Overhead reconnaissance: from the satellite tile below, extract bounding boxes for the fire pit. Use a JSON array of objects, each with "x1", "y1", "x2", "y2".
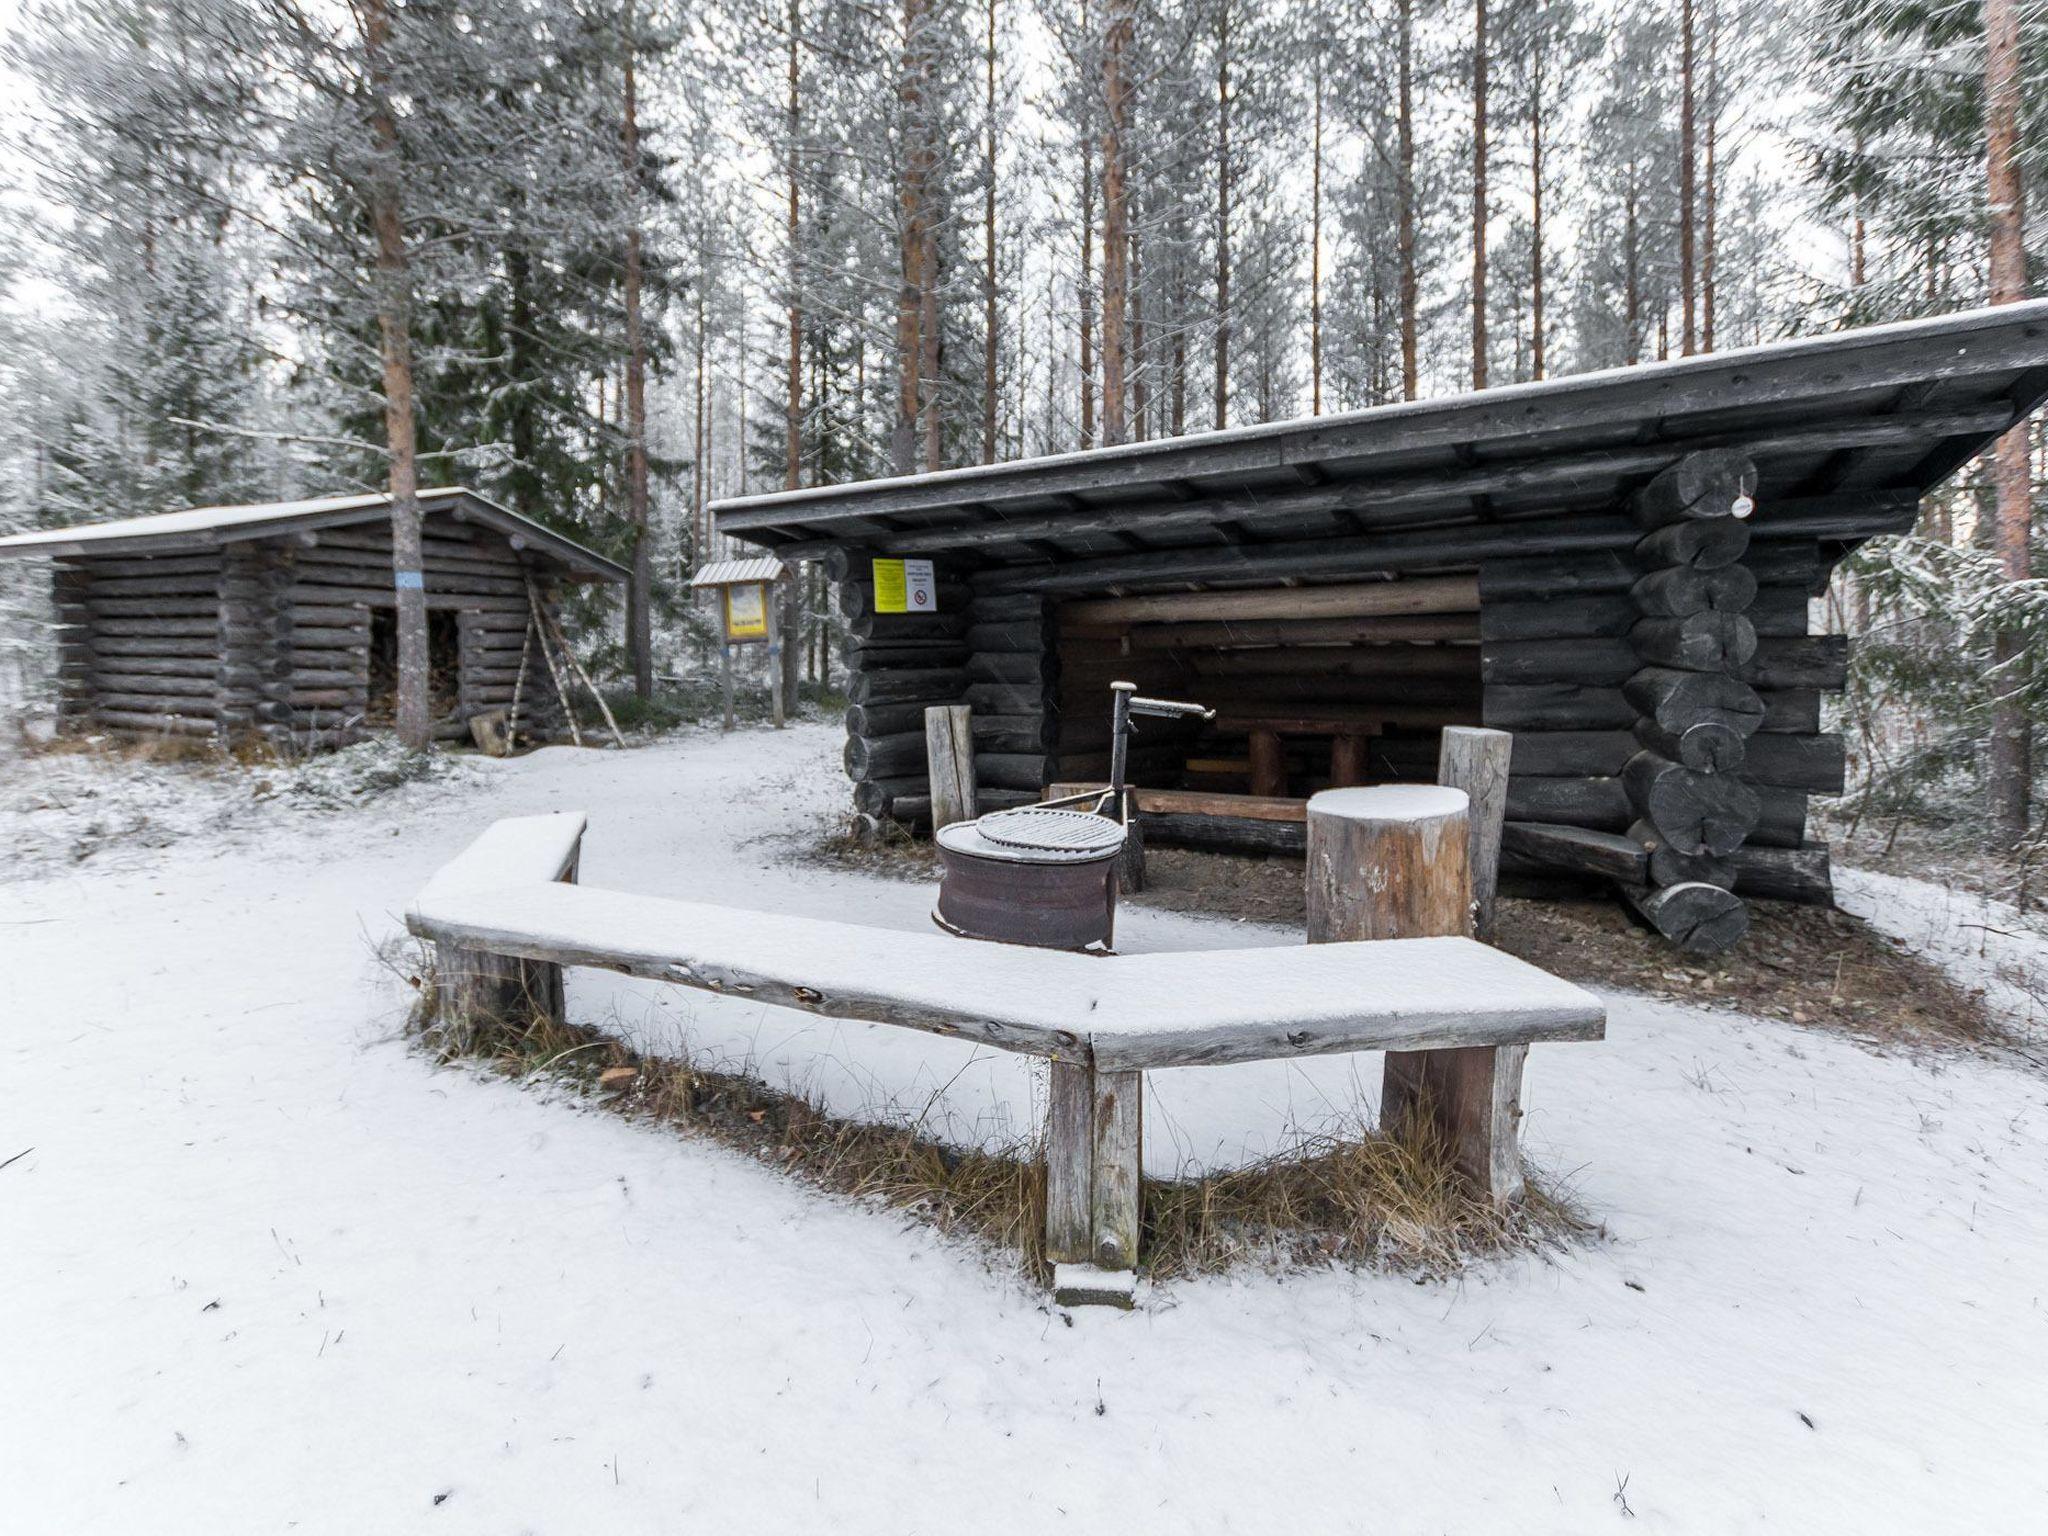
[{"x1": 933, "y1": 807, "x2": 1126, "y2": 951}]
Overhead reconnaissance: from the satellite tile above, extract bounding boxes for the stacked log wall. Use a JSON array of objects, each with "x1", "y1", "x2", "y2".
[
  {"x1": 288, "y1": 519, "x2": 566, "y2": 748},
  {"x1": 218, "y1": 544, "x2": 295, "y2": 750},
  {"x1": 1485, "y1": 458, "x2": 1849, "y2": 940},
  {"x1": 837, "y1": 557, "x2": 974, "y2": 824},
  {"x1": 820, "y1": 478, "x2": 1879, "y2": 894},
  {"x1": 57, "y1": 552, "x2": 230, "y2": 738}
]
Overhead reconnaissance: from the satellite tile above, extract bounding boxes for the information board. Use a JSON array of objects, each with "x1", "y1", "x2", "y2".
[
  {"x1": 724, "y1": 582, "x2": 769, "y2": 641},
  {"x1": 872, "y1": 557, "x2": 938, "y2": 614}
]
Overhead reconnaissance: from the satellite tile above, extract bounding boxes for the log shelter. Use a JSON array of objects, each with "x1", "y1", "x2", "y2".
[
  {"x1": 0, "y1": 487, "x2": 626, "y2": 751},
  {"x1": 709, "y1": 303, "x2": 2048, "y2": 947}
]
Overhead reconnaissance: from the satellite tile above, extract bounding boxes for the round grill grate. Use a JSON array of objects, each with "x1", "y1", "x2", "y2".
[{"x1": 974, "y1": 806, "x2": 1126, "y2": 855}]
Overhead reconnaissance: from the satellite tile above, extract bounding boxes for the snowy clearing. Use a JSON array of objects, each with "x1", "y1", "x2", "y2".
[{"x1": 4, "y1": 723, "x2": 2046, "y2": 1532}]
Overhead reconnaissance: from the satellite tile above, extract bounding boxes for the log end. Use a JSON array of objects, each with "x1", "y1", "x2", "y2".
[{"x1": 1620, "y1": 880, "x2": 1750, "y2": 957}]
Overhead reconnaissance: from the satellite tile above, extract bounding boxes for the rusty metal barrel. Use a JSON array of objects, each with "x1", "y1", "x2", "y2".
[{"x1": 934, "y1": 807, "x2": 1127, "y2": 951}]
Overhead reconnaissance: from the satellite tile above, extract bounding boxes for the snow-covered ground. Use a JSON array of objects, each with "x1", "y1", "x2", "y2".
[{"x1": 4, "y1": 723, "x2": 2046, "y2": 1533}]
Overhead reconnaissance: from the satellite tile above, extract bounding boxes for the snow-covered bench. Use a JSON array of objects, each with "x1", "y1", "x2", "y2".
[{"x1": 407, "y1": 813, "x2": 1606, "y2": 1307}]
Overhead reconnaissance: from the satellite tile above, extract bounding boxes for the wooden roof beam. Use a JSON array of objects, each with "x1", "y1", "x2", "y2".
[
  {"x1": 711, "y1": 307, "x2": 2048, "y2": 535},
  {"x1": 871, "y1": 409, "x2": 2002, "y2": 558},
  {"x1": 976, "y1": 490, "x2": 1920, "y2": 596}
]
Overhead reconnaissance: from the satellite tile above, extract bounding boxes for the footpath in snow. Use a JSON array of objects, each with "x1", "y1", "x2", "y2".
[{"x1": 3, "y1": 722, "x2": 2046, "y2": 1533}]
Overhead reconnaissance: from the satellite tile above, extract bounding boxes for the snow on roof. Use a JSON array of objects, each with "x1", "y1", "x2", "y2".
[
  {"x1": 0, "y1": 488, "x2": 467, "y2": 551},
  {"x1": 713, "y1": 300, "x2": 2048, "y2": 523},
  {"x1": 0, "y1": 487, "x2": 629, "y2": 582},
  {"x1": 689, "y1": 557, "x2": 786, "y2": 588}
]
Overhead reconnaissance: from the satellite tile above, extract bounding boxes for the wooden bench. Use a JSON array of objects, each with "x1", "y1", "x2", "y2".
[{"x1": 407, "y1": 813, "x2": 1605, "y2": 1307}]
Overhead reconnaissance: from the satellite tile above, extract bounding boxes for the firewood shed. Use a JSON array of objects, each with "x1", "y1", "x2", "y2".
[
  {"x1": 0, "y1": 487, "x2": 627, "y2": 751},
  {"x1": 706, "y1": 302, "x2": 2048, "y2": 952}
]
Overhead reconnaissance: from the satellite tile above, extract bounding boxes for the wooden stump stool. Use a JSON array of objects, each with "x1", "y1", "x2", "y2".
[{"x1": 1306, "y1": 784, "x2": 1528, "y2": 1209}]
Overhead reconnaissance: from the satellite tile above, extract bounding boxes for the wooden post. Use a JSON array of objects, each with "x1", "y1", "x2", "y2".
[
  {"x1": 924, "y1": 704, "x2": 978, "y2": 829},
  {"x1": 1436, "y1": 725, "x2": 1512, "y2": 939},
  {"x1": 1330, "y1": 731, "x2": 1369, "y2": 787},
  {"x1": 720, "y1": 643, "x2": 735, "y2": 732},
  {"x1": 428, "y1": 851, "x2": 577, "y2": 1050},
  {"x1": 525, "y1": 577, "x2": 582, "y2": 748},
  {"x1": 1306, "y1": 784, "x2": 1527, "y2": 1209},
  {"x1": 767, "y1": 579, "x2": 787, "y2": 729},
  {"x1": 1045, "y1": 1057, "x2": 1141, "y2": 1309},
  {"x1": 432, "y1": 946, "x2": 566, "y2": 1053},
  {"x1": 1248, "y1": 725, "x2": 1286, "y2": 797}
]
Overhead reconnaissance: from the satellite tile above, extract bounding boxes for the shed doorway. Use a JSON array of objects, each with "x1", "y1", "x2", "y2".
[{"x1": 367, "y1": 607, "x2": 462, "y2": 727}]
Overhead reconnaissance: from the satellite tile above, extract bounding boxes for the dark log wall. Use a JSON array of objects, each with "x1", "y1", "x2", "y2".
[
  {"x1": 837, "y1": 560, "x2": 1051, "y2": 825},
  {"x1": 1482, "y1": 459, "x2": 1869, "y2": 928},
  {"x1": 53, "y1": 514, "x2": 574, "y2": 750},
  {"x1": 53, "y1": 551, "x2": 230, "y2": 738},
  {"x1": 832, "y1": 481, "x2": 1875, "y2": 944},
  {"x1": 219, "y1": 543, "x2": 295, "y2": 747},
  {"x1": 287, "y1": 519, "x2": 566, "y2": 747}
]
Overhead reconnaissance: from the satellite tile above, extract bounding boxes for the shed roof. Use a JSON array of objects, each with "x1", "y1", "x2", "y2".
[
  {"x1": 689, "y1": 556, "x2": 787, "y2": 587},
  {"x1": 711, "y1": 302, "x2": 2048, "y2": 592},
  {"x1": 0, "y1": 487, "x2": 629, "y2": 582}
]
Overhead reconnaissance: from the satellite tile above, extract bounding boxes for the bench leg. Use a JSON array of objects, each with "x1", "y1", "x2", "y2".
[
  {"x1": 1381, "y1": 1043, "x2": 1527, "y2": 1210},
  {"x1": 1046, "y1": 1060, "x2": 1142, "y2": 1308},
  {"x1": 432, "y1": 943, "x2": 565, "y2": 1046}
]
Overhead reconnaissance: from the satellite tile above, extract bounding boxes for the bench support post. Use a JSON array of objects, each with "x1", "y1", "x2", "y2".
[
  {"x1": 1046, "y1": 1059, "x2": 1141, "y2": 1308},
  {"x1": 1308, "y1": 784, "x2": 1529, "y2": 1211},
  {"x1": 1381, "y1": 1042, "x2": 1527, "y2": 1210},
  {"x1": 425, "y1": 841, "x2": 579, "y2": 1050},
  {"x1": 432, "y1": 946, "x2": 566, "y2": 1049}
]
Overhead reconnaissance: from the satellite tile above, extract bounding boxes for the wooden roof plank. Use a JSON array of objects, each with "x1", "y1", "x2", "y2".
[{"x1": 714, "y1": 304, "x2": 2048, "y2": 547}]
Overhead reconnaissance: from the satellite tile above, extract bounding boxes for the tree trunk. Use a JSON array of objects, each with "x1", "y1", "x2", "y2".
[
  {"x1": 982, "y1": 0, "x2": 999, "y2": 464},
  {"x1": 1396, "y1": 0, "x2": 1418, "y2": 400},
  {"x1": 1213, "y1": 0, "x2": 1233, "y2": 429},
  {"x1": 362, "y1": 0, "x2": 429, "y2": 753},
  {"x1": 1312, "y1": 32, "x2": 1325, "y2": 413},
  {"x1": 894, "y1": 0, "x2": 929, "y2": 474},
  {"x1": 1471, "y1": 0, "x2": 1488, "y2": 390},
  {"x1": 786, "y1": 0, "x2": 804, "y2": 492},
  {"x1": 1100, "y1": 0, "x2": 1132, "y2": 445},
  {"x1": 783, "y1": 0, "x2": 808, "y2": 708},
  {"x1": 1679, "y1": 0, "x2": 1697, "y2": 355},
  {"x1": 622, "y1": 2, "x2": 652, "y2": 702},
  {"x1": 1986, "y1": 0, "x2": 2033, "y2": 841},
  {"x1": 1528, "y1": 38, "x2": 1545, "y2": 381},
  {"x1": 1702, "y1": 0, "x2": 1718, "y2": 353},
  {"x1": 1624, "y1": 168, "x2": 1640, "y2": 365},
  {"x1": 1079, "y1": 15, "x2": 1096, "y2": 453}
]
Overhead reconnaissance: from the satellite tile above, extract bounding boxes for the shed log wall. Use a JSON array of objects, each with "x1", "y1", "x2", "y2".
[{"x1": 50, "y1": 516, "x2": 576, "y2": 750}]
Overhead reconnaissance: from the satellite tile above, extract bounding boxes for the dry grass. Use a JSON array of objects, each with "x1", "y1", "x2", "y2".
[
  {"x1": 9, "y1": 723, "x2": 232, "y2": 767},
  {"x1": 409, "y1": 947, "x2": 1594, "y2": 1291}
]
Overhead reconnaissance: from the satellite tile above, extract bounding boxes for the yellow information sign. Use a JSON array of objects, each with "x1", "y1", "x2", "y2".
[
  {"x1": 724, "y1": 582, "x2": 769, "y2": 641},
  {"x1": 872, "y1": 558, "x2": 908, "y2": 613},
  {"x1": 872, "y1": 556, "x2": 937, "y2": 614}
]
